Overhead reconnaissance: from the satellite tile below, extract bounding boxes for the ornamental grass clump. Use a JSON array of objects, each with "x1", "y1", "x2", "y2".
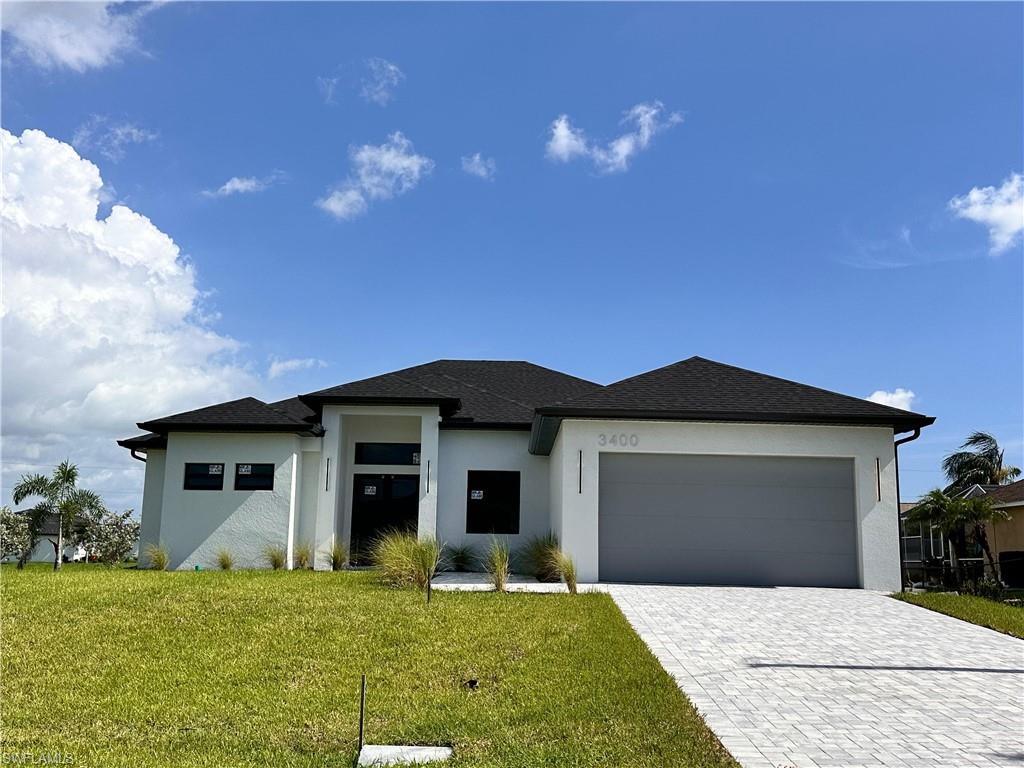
[
  {"x1": 264, "y1": 544, "x2": 286, "y2": 570},
  {"x1": 538, "y1": 545, "x2": 578, "y2": 595},
  {"x1": 293, "y1": 542, "x2": 313, "y2": 570},
  {"x1": 486, "y1": 539, "x2": 511, "y2": 592},
  {"x1": 411, "y1": 537, "x2": 443, "y2": 590},
  {"x1": 329, "y1": 541, "x2": 348, "y2": 570},
  {"x1": 523, "y1": 533, "x2": 561, "y2": 582},
  {"x1": 446, "y1": 543, "x2": 477, "y2": 572},
  {"x1": 370, "y1": 530, "x2": 443, "y2": 591},
  {"x1": 215, "y1": 549, "x2": 233, "y2": 571},
  {"x1": 142, "y1": 542, "x2": 169, "y2": 571}
]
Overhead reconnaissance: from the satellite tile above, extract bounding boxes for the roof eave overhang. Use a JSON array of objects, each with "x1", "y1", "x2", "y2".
[
  {"x1": 440, "y1": 421, "x2": 532, "y2": 431},
  {"x1": 298, "y1": 394, "x2": 462, "y2": 418},
  {"x1": 528, "y1": 409, "x2": 936, "y2": 455}
]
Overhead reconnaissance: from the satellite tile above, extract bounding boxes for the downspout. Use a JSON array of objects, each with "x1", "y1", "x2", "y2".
[
  {"x1": 129, "y1": 449, "x2": 147, "y2": 463},
  {"x1": 893, "y1": 428, "x2": 922, "y2": 593}
]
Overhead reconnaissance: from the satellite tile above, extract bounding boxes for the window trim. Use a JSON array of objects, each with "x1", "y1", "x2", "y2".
[
  {"x1": 184, "y1": 462, "x2": 225, "y2": 491},
  {"x1": 234, "y1": 462, "x2": 275, "y2": 492}
]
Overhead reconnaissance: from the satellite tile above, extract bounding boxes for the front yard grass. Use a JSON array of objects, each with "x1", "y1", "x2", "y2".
[
  {"x1": 1, "y1": 565, "x2": 736, "y2": 768},
  {"x1": 893, "y1": 591, "x2": 1024, "y2": 639}
]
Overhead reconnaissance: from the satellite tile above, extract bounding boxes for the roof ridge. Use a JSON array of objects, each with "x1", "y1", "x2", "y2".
[
  {"x1": 263, "y1": 397, "x2": 312, "y2": 425},
  {"x1": 434, "y1": 372, "x2": 536, "y2": 414},
  {"x1": 389, "y1": 372, "x2": 461, "y2": 400}
]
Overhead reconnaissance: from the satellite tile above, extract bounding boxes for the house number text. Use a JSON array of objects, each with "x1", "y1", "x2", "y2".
[{"x1": 597, "y1": 433, "x2": 639, "y2": 447}]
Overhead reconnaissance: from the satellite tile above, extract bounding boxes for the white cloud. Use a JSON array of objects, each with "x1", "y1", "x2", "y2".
[
  {"x1": 268, "y1": 358, "x2": 327, "y2": 380},
  {"x1": 203, "y1": 171, "x2": 286, "y2": 198},
  {"x1": 1, "y1": 127, "x2": 258, "y2": 510},
  {"x1": 72, "y1": 115, "x2": 157, "y2": 162},
  {"x1": 360, "y1": 57, "x2": 404, "y2": 106},
  {"x1": 461, "y1": 152, "x2": 496, "y2": 180},
  {"x1": 545, "y1": 101, "x2": 683, "y2": 174},
  {"x1": 316, "y1": 132, "x2": 433, "y2": 220},
  {"x1": 0, "y1": 2, "x2": 154, "y2": 72},
  {"x1": 866, "y1": 388, "x2": 917, "y2": 411},
  {"x1": 317, "y1": 75, "x2": 340, "y2": 105},
  {"x1": 949, "y1": 173, "x2": 1024, "y2": 254}
]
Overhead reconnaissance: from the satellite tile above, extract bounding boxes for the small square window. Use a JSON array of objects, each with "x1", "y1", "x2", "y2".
[
  {"x1": 354, "y1": 443, "x2": 421, "y2": 466},
  {"x1": 184, "y1": 463, "x2": 224, "y2": 490},
  {"x1": 235, "y1": 463, "x2": 275, "y2": 491},
  {"x1": 466, "y1": 470, "x2": 520, "y2": 534}
]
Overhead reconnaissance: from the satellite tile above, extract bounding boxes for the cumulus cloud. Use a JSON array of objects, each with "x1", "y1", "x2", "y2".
[
  {"x1": 461, "y1": 152, "x2": 496, "y2": 180},
  {"x1": 1, "y1": 128, "x2": 258, "y2": 510},
  {"x1": 268, "y1": 358, "x2": 327, "y2": 380},
  {"x1": 545, "y1": 101, "x2": 683, "y2": 174},
  {"x1": 949, "y1": 173, "x2": 1024, "y2": 255},
  {"x1": 72, "y1": 115, "x2": 157, "y2": 162},
  {"x1": 316, "y1": 132, "x2": 433, "y2": 220},
  {"x1": 317, "y1": 75, "x2": 340, "y2": 105},
  {"x1": 203, "y1": 171, "x2": 286, "y2": 198},
  {"x1": 866, "y1": 388, "x2": 917, "y2": 411},
  {"x1": 360, "y1": 57, "x2": 405, "y2": 106},
  {"x1": 0, "y1": 2, "x2": 154, "y2": 72}
]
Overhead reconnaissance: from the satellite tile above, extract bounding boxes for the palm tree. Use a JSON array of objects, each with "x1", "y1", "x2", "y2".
[
  {"x1": 11, "y1": 460, "x2": 104, "y2": 571},
  {"x1": 942, "y1": 431, "x2": 1021, "y2": 492},
  {"x1": 905, "y1": 489, "x2": 1009, "y2": 581}
]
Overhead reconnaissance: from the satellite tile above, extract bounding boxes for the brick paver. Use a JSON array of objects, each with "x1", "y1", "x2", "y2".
[{"x1": 607, "y1": 585, "x2": 1024, "y2": 768}]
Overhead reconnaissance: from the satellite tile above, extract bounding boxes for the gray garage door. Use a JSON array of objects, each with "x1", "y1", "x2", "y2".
[{"x1": 598, "y1": 454, "x2": 858, "y2": 587}]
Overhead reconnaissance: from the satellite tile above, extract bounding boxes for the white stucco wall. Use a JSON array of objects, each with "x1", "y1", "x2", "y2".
[
  {"x1": 138, "y1": 449, "x2": 166, "y2": 553},
  {"x1": 158, "y1": 432, "x2": 300, "y2": 570},
  {"x1": 550, "y1": 419, "x2": 901, "y2": 590},
  {"x1": 437, "y1": 430, "x2": 551, "y2": 556},
  {"x1": 296, "y1": 449, "x2": 321, "y2": 553}
]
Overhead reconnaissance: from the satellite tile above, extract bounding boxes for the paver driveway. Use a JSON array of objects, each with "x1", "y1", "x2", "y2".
[{"x1": 608, "y1": 585, "x2": 1024, "y2": 768}]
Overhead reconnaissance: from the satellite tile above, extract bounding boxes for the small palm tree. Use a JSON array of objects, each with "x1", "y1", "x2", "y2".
[
  {"x1": 11, "y1": 460, "x2": 104, "y2": 571},
  {"x1": 943, "y1": 432, "x2": 1021, "y2": 492},
  {"x1": 905, "y1": 489, "x2": 1009, "y2": 580}
]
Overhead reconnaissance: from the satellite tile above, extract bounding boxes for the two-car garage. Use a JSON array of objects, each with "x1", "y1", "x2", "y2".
[{"x1": 597, "y1": 453, "x2": 859, "y2": 587}]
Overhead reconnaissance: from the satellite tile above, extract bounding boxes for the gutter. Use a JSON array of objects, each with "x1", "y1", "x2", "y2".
[
  {"x1": 893, "y1": 427, "x2": 923, "y2": 593},
  {"x1": 129, "y1": 449, "x2": 147, "y2": 463}
]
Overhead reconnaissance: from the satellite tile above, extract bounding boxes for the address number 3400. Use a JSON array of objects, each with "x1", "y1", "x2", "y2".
[{"x1": 597, "y1": 433, "x2": 639, "y2": 447}]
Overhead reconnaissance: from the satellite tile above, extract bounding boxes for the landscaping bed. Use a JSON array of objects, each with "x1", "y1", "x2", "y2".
[
  {"x1": 1, "y1": 565, "x2": 737, "y2": 768},
  {"x1": 893, "y1": 591, "x2": 1024, "y2": 639}
]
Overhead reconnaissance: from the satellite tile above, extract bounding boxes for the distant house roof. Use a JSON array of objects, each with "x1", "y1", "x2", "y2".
[
  {"x1": 984, "y1": 480, "x2": 1024, "y2": 507},
  {"x1": 136, "y1": 397, "x2": 324, "y2": 436},
  {"x1": 530, "y1": 357, "x2": 935, "y2": 453},
  {"x1": 899, "y1": 502, "x2": 919, "y2": 515}
]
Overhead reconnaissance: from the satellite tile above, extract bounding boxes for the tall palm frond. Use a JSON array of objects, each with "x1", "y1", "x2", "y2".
[
  {"x1": 942, "y1": 431, "x2": 1021, "y2": 490},
  {"x1": 12, "y1": 474, "x2": 55, "y2": 505}
]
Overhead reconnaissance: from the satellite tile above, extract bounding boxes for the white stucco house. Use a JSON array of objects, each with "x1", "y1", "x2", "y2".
[{"x1": 119, "y1": 357, "x2": 934, "y2": 590}]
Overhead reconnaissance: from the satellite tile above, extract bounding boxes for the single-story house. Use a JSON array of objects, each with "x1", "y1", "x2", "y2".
[
  {"x1": 0, "y1": 512, "x2": 88, "y2": 564},
  {"x1": 118, "y1": 357, "x2": 934, "y2": 589}
]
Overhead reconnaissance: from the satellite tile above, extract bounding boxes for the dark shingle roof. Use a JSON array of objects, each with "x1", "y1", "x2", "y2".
[
  {"x1": 137, "y1": 397, "x2": 322, "y2": 435},
  {"x1": 116, "y1": 432, "x2": 167, "y2": 450},
  {"x1": 302, "y1": 360, "x2": 601, "y2": 428},
  {"x1": 985, "y1": 480, "x2": 1024, "y2": 506}
]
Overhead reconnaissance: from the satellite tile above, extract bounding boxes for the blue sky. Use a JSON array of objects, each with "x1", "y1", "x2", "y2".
[{"x1": 1, "y1": 1, "x2": 1022, "y2": 509}]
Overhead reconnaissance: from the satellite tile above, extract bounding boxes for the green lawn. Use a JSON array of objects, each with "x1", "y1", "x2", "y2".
[
  {"x1": 1, "y1": 565, "x2": 736, "y2": 768},
  {"x1": 893, "y1": 591, "x2": 1024, "y2": 639}
]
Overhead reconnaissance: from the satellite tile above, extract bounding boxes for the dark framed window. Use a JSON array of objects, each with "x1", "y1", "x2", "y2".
[
  {"x1": 235, "y1": 463, "x2": 275, "y2": 491},
  {"x1": 466, "y1": 470, "x2": 520, "y2": 534},
  {"x1": 184, "y1": 463, "x2": 224, "y2": 491},
  {"x1": 354, "y1": 443, "x2": 421, "y2": 466}
]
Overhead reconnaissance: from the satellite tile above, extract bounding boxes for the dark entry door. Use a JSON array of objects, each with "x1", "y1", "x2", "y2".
[{"x1": 350, "y1": 474, "x2": 419, "y2": 563}]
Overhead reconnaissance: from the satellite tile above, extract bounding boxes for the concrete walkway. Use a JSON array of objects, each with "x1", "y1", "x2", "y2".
[{"x1": 607, "y1": 585, "x2": 1024, "y2": 768}]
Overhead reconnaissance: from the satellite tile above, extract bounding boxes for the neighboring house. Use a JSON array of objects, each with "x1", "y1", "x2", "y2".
[
  {"x1": 118, "y1": 357, "x2": 933, "y2": 589},
  {"x1": 0, "y1": 512, "x2": 87, "y2": 564}
]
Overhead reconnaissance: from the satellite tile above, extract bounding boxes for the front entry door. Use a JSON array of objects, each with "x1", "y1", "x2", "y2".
[{"x1": 350, "y1": 474, "x2": 419, "y2": 563}]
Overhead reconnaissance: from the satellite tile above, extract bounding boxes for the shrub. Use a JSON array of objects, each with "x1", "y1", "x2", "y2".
[
  {"x1": 329, "y1": 540, "x2": 348, "y2": 570},
  {"x1": 522, "y1": 533, "x2": 561, "y2": 582},
  {"x1": 446, "y1": 543, "x2": 477, "y2": 572},
  {"x1": 370, "y1": 530, "x2": 443, "y2": 590},
  {"x1": 215, "y1": 549, "x2": 233, "y2": 571},
  {"x1": 142, "y1": 542, "x2": 169, "y2": 571},
  {"x1": 966, "y1": 577, "x2": 1005, "y2": 601},
  {"x1": 293, "y1": 542, "x2": 313, "y2": 570},
  {"x1": 486, "y1": 539, "x2": 510, "y2": 592},
  {"x1": 557, "y1": 551, "x2": 578, "y2": 595},
  {"x1": 264, "y1": 544, "x2": 286, "y2": 570}
]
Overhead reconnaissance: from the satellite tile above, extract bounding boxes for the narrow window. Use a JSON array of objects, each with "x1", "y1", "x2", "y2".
[
  {"x1": 354, "y1": 443, "x2": 421, "y2": 466},
  {"x1": 184, "y1": 462, "x2": 224, "y2": 491},
  {"x1": 466, "y1": 470, "x2": 520, "y2": 535},
  {"x1": 235, "y1": 463, "x2": 275, "y2": 491}
]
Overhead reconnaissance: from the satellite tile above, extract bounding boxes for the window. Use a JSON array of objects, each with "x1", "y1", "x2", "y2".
[
  {"x1": 184, "y1": 463, "x2": 224, "y2": 490},
  {"x1": 235, "y1": 463, "x2": 275, "y2": 491},
  {"x1": 466, "y1": 470, "x2": 520, "y2": 534},
  {"x1": 354, "y1": 443, "x2": 421, "y2": 466}
]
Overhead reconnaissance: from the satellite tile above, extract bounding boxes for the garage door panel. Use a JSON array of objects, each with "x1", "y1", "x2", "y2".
[{"x1": 598, "y1": 454, "x2": 858, "y2": 586}]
